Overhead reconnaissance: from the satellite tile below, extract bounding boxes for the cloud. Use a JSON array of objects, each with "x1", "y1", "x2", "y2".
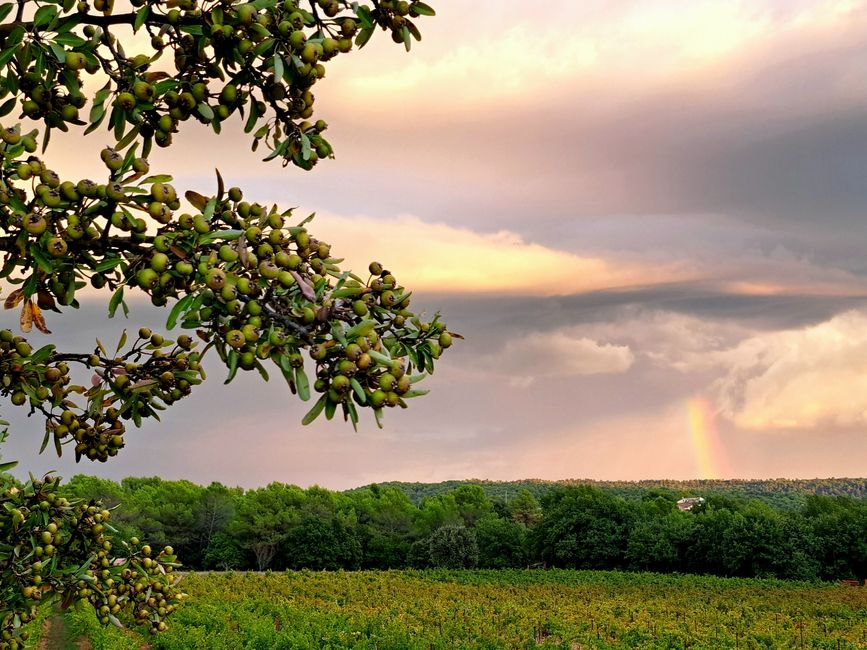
[
  {"x1": 706, "y1": 310, "x2": 867, "y2": 430},
  {"x1": 336, "y1": 0, "x2": 862, "y2": 108},
  {"x1": 306, "y1": 212, "x2": 688, "y2": 295},
  {"x1": 591, "y1": 306, "x2": 867, "y2": 432},
  {"x1": 483, "y1": 330, "x2": 634, "y2": 387}
]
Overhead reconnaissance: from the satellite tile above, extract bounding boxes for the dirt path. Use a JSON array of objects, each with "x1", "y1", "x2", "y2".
[{"x1": 36, "y1": 615, "x2": 88, "y2": 650}]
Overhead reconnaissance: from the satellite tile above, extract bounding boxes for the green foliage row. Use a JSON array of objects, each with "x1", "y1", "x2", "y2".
[
  {"x1": 65, "y1": 476, "x2": 867, "y2": 582},
  {"x1": 359, "y1": 477, "x2": 867, "y2": 509},
  {"x1": 59, "y1": 570, "x2": 867, "y2": 649}
]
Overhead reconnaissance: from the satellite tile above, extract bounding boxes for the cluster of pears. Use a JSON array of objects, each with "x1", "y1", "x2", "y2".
[
  {"x1": 0, "y1": 475, "x2": 182, "y2": 647},
  {"x1": 7, "y1": 0, "x2": 433, "y2": 166},
  {"x1": 308, "y1": 261, "x2": 453, "y2": 413},
  {"x1": 17, "y1": 68, "x2": 89, "y2": 132},
  {"x1": 0, "y1": 325, "x2": 202, "y2": 463},
  {"x1": 122, "y1": 178, "x2": 452, "y2": 425},
  {"x1": 60, "y1": 328, "x2": 203, "y2": 463},
  {"x1": 0, "y1": 135, "x2": 159, "y2": 308},
  {"x1": 0, "y1": 136, "x2": 452, "y2": 431},
  {"x1": 0, "y1": 329, "x2": 70, "y2": 414}
]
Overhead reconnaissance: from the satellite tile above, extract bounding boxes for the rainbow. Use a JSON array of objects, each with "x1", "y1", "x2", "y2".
[{"x1": 686, "y1": 396, "x2": 730, "y2": 479}]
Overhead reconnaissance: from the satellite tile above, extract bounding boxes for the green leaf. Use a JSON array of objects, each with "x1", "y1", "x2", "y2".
[
  {"x1": 29, "y1": 345, "x2": 55, "y2": 365},
  {"x1": 29, "y1": 246, "x2": 53, "y2": 274},
  {"x1": 401, "y1": 389, "x2": 429, "y2": 398},
  {"x1": 355, "y1": 25, "x2": 374, "y2": 49},
  {"x1": 294, "y1": 366, "x2": 310, "y2": 401},
  {"x1": 41, "y1": 126, "x2": 52, "y2": 153},
  {"x1": 108, "y1": 286, "x2": 126, "y2": 318},
  {"x1": 225, "y1": 350, "x2": 239, "y2": 384},
  {"x1": 166, "y1": 293, "x2": 195, "y2": 330},
  {"x1": 0, "y1": 4, "x2": 14, "y2": 22},
  {"x1": 301, "y1": 394, "x2": 327, "y2": 425},
  {"x1": 368, "y1": 350, "x2": 392, "y2": 366},
  {"x1": 325, "y1": 397, "x2": 337, "y2": 420},
  {"x1": 33, "y1": 5, "x2": 58, "y2": 27},
  {"x1": 85, "y1": 104, "x2": 106, "y2": 135},
  {"x1": 0, "y1": 45, "x2": 18, "y2": 69},
  {"x1": 153, "y1": 79, "x2": 179, "y2": 95},
  {"x1": 346, "y1": 400, "x2": 359, "y2": 432},
  {"x1": 54, "y1": 33, "x2": 86, "y2": 47},
  {"x1": 346, "y1": 319, "x2": 377, "y2": 338},
  {"x1": 203, "y1": 198, "x2": 217, "y2": 220},
  {"x1": 197, "y1": 103, "x2": 215, "y2": 121},
  {"x1": 0, "y1": 460, "x2": 18, "y2": 472},
  {"x1": 49, "y1": 42, "x2": 66, "y2": 63},
  {"x1": 116, "y1": 329, "x2": 128, "y2": 352},
  {"x1": 198, "y1": 229, "x2": 243, "y2": 244},
  {"x1": 350, "y1": 378, "x2": 366, "y2": 404},
  {"x1": 263, "y1": 138, "x2": 289, "y2": 162},
  {"x1": 142, "y1": 174, "x2": 173, "y2": 184},
  {"x1": 115, "y1": 124, "x2": 140, "y2": 150},
  {"x1": 254, "y1": 38, "x2": 275, "y2": 56},
  {"x1": 407, "y1": 22, "x2": 422, "y2": 43},
  {"x1": 134, "y1": 5, "x2": 150, "y2": 32},
  {"x1": 330, "y1": 322, "x2": 347, "y2": 348},
  {"x1": 331, "y1": 285, "x2": 363, "y2": 299},
  {"x1": 412, "y1": 2, "x2": 435, "y2": 16},
  {"x1": 354, "y1": 5, "x2": 374, "y2": 28},
  {"x1": 254, "y1": 360, "x2": 269, "y2": 381},
  {"x1": 94, "y1": 257, "x2": 123, "y2": 273},
  {"x1": 402, "y1": 25, "x2": 411, "y2": 51},
  {"x1": 273, "y1": 54, "x2": 284, "y2": 82},
  {"x1": 0, "y1": 97, "x2": 15, "y2": 118},
  {"x1": 244, "y1": 98, "x2": 260, "y2": 134},
  {"x1": 39, "y1": 427, "x2": 51, "y2": 454}
]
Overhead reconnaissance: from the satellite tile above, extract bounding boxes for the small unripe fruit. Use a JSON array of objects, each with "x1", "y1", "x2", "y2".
[
  {"x1": 47, "y1": 237, "x2": 67, "y2": 257},
  {"x1": 150, "y1": 252, "x2": 169, "y2": 272},
  {"x1": 133, "y1": 80, "x2": 154, "y2": 102},
  {"x1": 226, "y1": 330, "x2": 246, "y2": 348},
  {"x1": 370, "y1": 390, "x2": 387, "y2": 408},
  {"x1": 206, "y1": 268, "x2": 227, "y2": 290},
  {"x1": 301, "y1": 42, "x2": 323, "y2": 63},
  {"x1": 24, "y1": 213, "x2": 47, "y2": 235},
  {"x1": 379, "y1": 373, "x2": 397, "y2": 392}
]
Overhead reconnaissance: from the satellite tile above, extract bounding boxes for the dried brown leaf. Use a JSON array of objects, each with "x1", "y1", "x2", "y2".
[
  {"x1": 290, "y1": 271, "x2": 316, "y2": 301},
  {"x1": 31, "y1": 303, "x2": 50, "y2": 334},
  {"x1": 19, "y1": 300, "x2": 32, "y2": 333},
  {"x1": 185, "y1": 190, "x2": 209, "y2": 211},
  {"x1": 4, "y1": 288, "x2": 23, "y2": 310},
  {"x1": 36, "y1": 290, "x2": 56, "y2": 311}
]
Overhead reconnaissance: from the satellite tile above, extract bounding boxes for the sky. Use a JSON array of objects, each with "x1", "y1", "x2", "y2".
[{"x1": 5, "y1": 0, "x2": 867, "y2": 489}]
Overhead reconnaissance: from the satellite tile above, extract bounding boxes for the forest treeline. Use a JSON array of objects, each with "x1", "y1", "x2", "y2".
[
  {"x1": 354, "y1": 478, "x2": 867, "y2": 509},
  {"x1": 63, "y1": 476, "x2": 867, "y2": 581}
]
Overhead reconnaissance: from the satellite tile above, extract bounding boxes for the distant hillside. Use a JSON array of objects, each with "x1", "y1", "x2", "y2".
[{"x1": 350, "y1": 478, "x2": 867, "y2": 509}]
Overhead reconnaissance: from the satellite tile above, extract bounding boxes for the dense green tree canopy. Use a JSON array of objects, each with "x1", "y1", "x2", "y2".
[{"x1": 55, "y1": 475, "x2": 867, "y2": 581}]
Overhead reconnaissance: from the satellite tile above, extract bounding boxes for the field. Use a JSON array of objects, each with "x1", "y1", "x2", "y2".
[{"x1": 53, "y1": 570, "x2": 867, "y2": 649}]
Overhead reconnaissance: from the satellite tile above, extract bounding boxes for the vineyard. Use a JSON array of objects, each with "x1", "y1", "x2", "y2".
[{"x1": 49, "y1": 570, "x2": 867, "y2": 649}]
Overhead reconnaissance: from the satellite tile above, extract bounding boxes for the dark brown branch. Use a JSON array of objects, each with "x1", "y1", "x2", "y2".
[
  {"x1": 0, "y1": 234, "x2": 152, "y2": 255},
  {"x1": 0, "y1": 11, "x2": 196, "y2": 36}
]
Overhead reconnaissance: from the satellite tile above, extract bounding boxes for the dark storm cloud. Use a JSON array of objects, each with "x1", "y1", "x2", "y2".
[
  {"x1": 275, "y1": 20, "x2": 867, "y2": 257},
  {"x1": 419, "y1": 285, "x2": 867, "y2": 353}
]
